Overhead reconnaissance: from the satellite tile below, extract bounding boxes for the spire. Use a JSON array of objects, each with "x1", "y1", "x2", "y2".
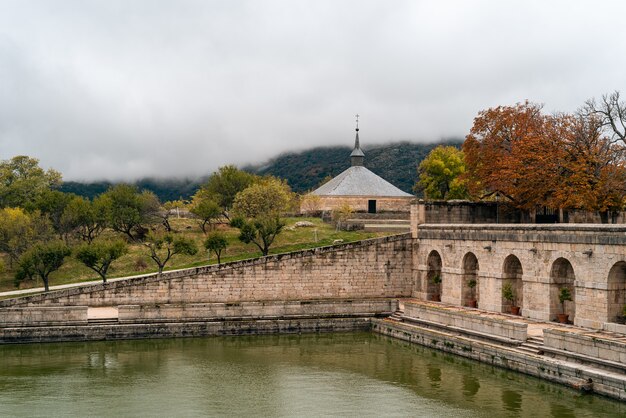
[{"x1": 350, "y1": 113, "x2": 365, "y2": 166}]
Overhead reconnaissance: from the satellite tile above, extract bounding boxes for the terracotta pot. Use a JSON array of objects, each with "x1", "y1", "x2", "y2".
[
  {"x1": 557, "y1": 313, "x2": 569, "y2": 324},
  {"x1": 468, "y1": 300, "x2": 477, "y2": 308},
  {"x1": 510, "y1": 306, "x2": 521, "y2": 315}
]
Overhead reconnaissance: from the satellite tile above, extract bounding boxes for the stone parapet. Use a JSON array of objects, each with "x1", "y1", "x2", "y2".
[
  {"x1": 403, "y1": 302, "x2": 528, "y2": 342},
  {"x1": 118, "y1": 299, "x2": 396, "y2": 323},
  {"x1": 0, "y1": 234, "x2": 413, "y2": 309},
  {"x1": 543, "y1": 328, "x2": 626, "y2": 364},
  {"x1": 0, "y1": 306, "x2": 88, "y2": 327},
  {"x1": 415, "y1": 224, "x2": 626, "y2": 245}
]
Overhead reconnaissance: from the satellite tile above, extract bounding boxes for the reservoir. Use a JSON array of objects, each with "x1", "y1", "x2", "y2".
[{"x1": 0, "y1": 333, "x2": 623, "y2": 417}]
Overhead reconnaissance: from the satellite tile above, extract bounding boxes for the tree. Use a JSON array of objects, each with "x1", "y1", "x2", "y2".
[
  {"x1": 584, "y1": 91, "x2": 626, "y2": 146},
  {"x1": 463, "y1": 102, "x2": 570, "y2": 211},
  {"x1": 0, "y1": 155, "x2": 62, "y2": 208},
  {"x1": 189, "y1": 192, "x2": 222, "y2": 234},
  {"x1": 61, "y1": 195, "x2": 108, "y2": 243},
  {"x1": 555, "y1": 113, "x2": 626, "y2": 219},
  {"x1": 231, "y1": 216, "x2": 284, "y2": 257},
  {"x1": 15, "y1": 241, "x2": 71, "y2": 292},
  {"x1": 100, "y1": 184, "x2": 161, "y2": 241},
  {"x1": 230, "y1": 177, "x2": 293, "y2": 256},
  {"x1": 74, "y1": 240, "x2": 128, "y2": 283},
  {"x1": 331, "y1": 203, "x2": 353, "y2": 231},
  {"x1": 415, "y1": 146, "x2": 469, "y2": 200},
  {"x1": 200, "y1": 165, "x2": 257, "y2": 218},
  {"x1": 204, "y1": 232, "x2": 229, "y2": 264},
  {"x1": 0, "y1": 208, "x2": 53, "y2": 267},
  {"x1": 143, "y1": 232, "x2": 198, "y2": 273},
  {"x1": 34, "y1": 190, "x2": 74, "y2": 240}
]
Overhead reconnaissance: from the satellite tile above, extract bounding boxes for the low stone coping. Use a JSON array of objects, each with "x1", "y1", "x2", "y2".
[
  {"x1": 543, "y1": 328, "x2": 626, "y2": 364},
  {"x1": 402, "y1": 301, "x2": 528, "y2": 342},
  {"x1": 118, "y1": 299, "x2": 396, "y2": 323},
  {"x1": 0, "y1": 306, "x2": 88, "y2": 327}
]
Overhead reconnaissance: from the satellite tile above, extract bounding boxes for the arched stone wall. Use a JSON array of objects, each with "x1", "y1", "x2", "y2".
[
  {"x1": 607, "y1": 261, "x2": 626, "y2": 323},
  {"x1": 502, "y1": 255, "x2": 523, "y2": 314},
  {"x1": 462, "y1": 252, "x2": 479, "y2": 307},
  {"x1": 549, "y1": 258, "x2": 576, "y2": 322}
]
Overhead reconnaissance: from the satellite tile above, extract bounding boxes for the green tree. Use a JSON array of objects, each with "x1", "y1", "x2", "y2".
[
  {"x1": 204, "y1": 231, "x2": 229, "y2": 264},
  {"x1": 0, "y1": 207, "x2": 53, "y2": 267},
  {"x1": 74, "y1": 240, "x2": 128, "y2": 283},
  {"x1": 34, "y1": 189, "x2": 75, "y2": 240},
  {"x1": 0, "y1": 155, "x2": 62, "y2": 208},
  {"x1": 15, "y1": 241, "x2": 71, "y2": 292},
  {"x1": 61, "y1": 195, "x2": 108, "y2": 243},
  {"x1": 415, "y1": 146, "x2": 469, "y2": 200},
  {"x1": 143, "y1": 232, "x2": 198, "y2": 273},
  {"x1": 189, "y1": 192, "x2": 222, "y2": 234},
  {"x1": 200, "y1": 165, "x2": 257, "y2": 218},
  {"x1": 230, "y1": 177, "x2": 293, "y2": 256},
  {"x1": 100, "y1": 184, "x2": 161, "y2": 241}
]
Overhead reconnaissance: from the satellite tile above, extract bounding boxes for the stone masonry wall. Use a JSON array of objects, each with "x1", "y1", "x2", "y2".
[
  {"x1": 315, "y1": 196, "x2": 413, "y2": 213},
  {"x1": 1, "y1": 235, "x2": 413, "y2": 309}
]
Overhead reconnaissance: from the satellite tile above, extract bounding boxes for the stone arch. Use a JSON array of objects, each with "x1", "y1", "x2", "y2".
[
  {"x1": 549, "y1": 258, "x2": 576, "y2": 322},
  {"x1": 426, "y1": 250, "x2": 442, "y2": 301},
  {"x1": 607, "y1": 261, "x2": 626, "y2": 323},
  {"x1": 502, "y1": 255, "x2": 523, "y2": 314},
  {"x1": 462, "y1": 252, "x2": 479, "y2": 308}
]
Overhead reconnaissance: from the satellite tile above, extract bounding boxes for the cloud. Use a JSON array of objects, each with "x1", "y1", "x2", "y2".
[{"x1": 0, "y1": 0, "x2": 625, "y2": 180}]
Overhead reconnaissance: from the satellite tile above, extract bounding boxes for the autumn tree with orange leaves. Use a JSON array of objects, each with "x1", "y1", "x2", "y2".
[{"x1": 463, "y1": 101, "x2": 626, "y2": 220}]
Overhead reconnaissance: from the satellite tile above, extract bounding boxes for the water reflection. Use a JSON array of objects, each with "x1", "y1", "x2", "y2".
[{"x1": 0, "y1": 333, "x2": 623, "y2": 417}]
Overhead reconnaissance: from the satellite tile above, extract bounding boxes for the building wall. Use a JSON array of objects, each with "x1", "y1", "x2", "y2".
[
  {"x1": 1, "y1": 235, "x2": 414, "y2": 309},
  {"x1": 310, "y1": 195, "x2": 413, "y2": 213}
]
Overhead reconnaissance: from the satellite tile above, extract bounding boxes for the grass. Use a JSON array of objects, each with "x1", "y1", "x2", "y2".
[{"x1": 0, "y1": 217, "x2": 389, "y2": 293}]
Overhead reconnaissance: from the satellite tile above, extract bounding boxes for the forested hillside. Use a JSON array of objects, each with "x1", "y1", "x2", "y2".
[
  {"x1": 60, "y1": 140, "x2": 462, "y2": 199},
  {"x1": 247, "y1": 140, "x2": 463, "y2": 193}
]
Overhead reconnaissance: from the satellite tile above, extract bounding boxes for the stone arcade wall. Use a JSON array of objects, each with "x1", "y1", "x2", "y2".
[
  {"x1": 0, "y1": 235, "x2": 413, "y2": 309},
  {"x1": 315, "y1": 196, "x2": 413, "y2": 213},
  {"x1": 411, "y1": 223, "x2": 626, "y2": 330}
]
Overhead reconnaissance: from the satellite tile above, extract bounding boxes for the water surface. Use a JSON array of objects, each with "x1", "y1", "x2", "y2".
[{"x1": 0, "y1": 333, "x2": 623, "y2": 417}]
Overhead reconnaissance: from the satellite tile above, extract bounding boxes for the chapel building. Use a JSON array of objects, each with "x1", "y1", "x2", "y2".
[{"x1": 308, "y1": 124, "x2": 413, "y2": 213}]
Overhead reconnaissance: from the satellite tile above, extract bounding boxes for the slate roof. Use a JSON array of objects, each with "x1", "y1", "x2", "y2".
[{"x1": 311, "y1": 166, "x2": 413, "y2": 197}]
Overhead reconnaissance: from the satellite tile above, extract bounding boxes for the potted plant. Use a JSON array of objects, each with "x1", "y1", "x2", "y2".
[
  {"x1": 502, "y1": 282, "x2": 519, "y2": 315},
  {"x1": 430, "y1": 274, "x2": 442, "y2": 302},
  {"x1": 557, "y1": 287, "x2": 572, "y2": 323},
  {"x1": 467, "y1": 278, "x2": 477, "y2": 308}
]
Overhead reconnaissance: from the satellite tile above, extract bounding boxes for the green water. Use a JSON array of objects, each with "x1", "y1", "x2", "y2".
[{"x1": 0, "y1": 333, "x2": 623, "y2": 417}]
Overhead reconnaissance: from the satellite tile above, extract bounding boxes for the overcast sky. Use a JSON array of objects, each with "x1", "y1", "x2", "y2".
[{"x1": 1, "y1": 1, "x2": 625, "y2": 181}]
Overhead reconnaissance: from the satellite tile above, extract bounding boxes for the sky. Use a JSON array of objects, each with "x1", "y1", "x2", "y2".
[{"x1": 1, "y1": 0, "x2": 625, "y2": 181}]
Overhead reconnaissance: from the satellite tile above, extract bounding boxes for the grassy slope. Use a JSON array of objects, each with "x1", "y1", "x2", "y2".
[{"x1": 0, "y1": 218, "x2": 387, "y2": 293}]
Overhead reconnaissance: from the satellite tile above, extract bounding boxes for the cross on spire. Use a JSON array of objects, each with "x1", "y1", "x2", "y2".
[{"x1": 355, "y1": 114, "x2": 360, "y2": 131}]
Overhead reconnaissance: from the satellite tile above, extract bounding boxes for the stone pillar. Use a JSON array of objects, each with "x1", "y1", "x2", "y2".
[{"x1": 410, "y1": 200, "x2": 426, "y2": 239}]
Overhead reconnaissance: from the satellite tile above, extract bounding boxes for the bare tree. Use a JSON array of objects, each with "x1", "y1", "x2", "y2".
[{"x1": 584, "y1": 91, "x2": 626, "y2": 145}]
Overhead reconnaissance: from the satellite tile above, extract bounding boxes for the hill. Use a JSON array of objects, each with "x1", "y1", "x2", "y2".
[
  {"x1": 246, "y1": 140, "x2": 463, "y2": 193},
  {"x1": 59, "y1": 140, "x2": 462, "y2": 200}
]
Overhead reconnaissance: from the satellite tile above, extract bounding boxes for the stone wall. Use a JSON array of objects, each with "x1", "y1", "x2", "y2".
[
  {"x1": 118, "y1": 299, "x2": 396, "y2": 323},
  {"x1": 403, "y1": 301, "x2": 528, "y2": 342},
  {"x1": 0, "y1": 307, "x2": 88, "y2": 327},
  {"x1": 314, "y1": 196, "x2": 413, "y2": 213},
  {"x1": 1, "y1": 235, "x2": 413, "y2": 309}
]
